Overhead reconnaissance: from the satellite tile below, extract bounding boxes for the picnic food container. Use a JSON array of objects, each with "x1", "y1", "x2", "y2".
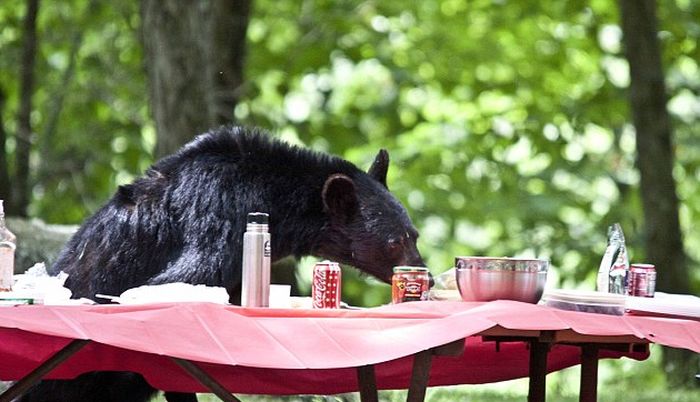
[
  {"x1": 455, "y1": 257, "x2": 548, "y2": 304},
  {"x1": 543, "y1": 289, "x2": 626, "y2": 316},
  {"x1": 392, "y1": 266, "x2": 431, "y2": 303}
]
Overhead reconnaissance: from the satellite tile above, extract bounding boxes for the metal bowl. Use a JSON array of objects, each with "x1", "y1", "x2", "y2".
[{"x1": 455, "y1": 257, "x2": 548, "y2": 304}]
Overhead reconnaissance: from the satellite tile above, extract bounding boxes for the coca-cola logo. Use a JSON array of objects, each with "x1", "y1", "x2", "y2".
[{"x1": 313, "y1": 269, "x2": 327, "y2": 307}]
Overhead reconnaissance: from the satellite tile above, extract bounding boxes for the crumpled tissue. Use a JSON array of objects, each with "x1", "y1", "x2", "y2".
[
  {"x1": 6, "y1": 262, "x2": 79, "y2": 304},
  {"x1": 428, "y1": 267, "x2": 462, "y2": 301}
]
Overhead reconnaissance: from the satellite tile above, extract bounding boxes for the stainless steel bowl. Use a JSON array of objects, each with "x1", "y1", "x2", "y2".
[{"x1": 455, "y1": 256, "x2": 548, "y2": 303}]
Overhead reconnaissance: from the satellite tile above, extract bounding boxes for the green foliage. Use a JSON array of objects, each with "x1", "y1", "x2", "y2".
[
  {"x1": 2, "y1": 1, "x2": 699, "y2": 306},
  {"x1": 1, "y1": 0, "x2": 150, "y2": 223},
  {"x1": 238, "y1": 0, "x2": 700, "y2": 305},
  {"x1": 1, "y1": 0, "x2": 700, "y2": 393}
]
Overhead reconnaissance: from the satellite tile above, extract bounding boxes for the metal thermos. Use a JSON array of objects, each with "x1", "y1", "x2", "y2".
[{"x1": 241, "y1": 212, "x2": 271, "y2": 307}]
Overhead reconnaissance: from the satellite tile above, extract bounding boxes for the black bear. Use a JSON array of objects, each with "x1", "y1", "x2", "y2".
[{"x1": 22, "y1": 126, "x2": 425, "y2": 402}]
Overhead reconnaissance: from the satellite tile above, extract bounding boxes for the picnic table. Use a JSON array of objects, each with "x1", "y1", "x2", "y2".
[{"x1": 0, "y1": 300, "x2": 698, "y2": 402}]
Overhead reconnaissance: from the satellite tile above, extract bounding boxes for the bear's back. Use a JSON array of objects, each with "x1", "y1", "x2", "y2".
[{"x1": 155, "y1": 126, "x2": 358, "y2": 180}]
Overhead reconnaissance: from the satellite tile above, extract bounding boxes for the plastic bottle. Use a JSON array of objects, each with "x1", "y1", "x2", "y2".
[
  {"x1": 596, "y1": 223, "x2": 629, "y2": 294},
  {"x1": 0, "y1": 200, "x2": 17, "y2": 292},
  {"x1": 240, "y1": 212, "x2": 271, "y2": 307}
]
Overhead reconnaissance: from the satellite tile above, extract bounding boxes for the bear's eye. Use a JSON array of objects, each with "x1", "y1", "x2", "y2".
[{"x1": 387, "y1": 238, "x2": 403, "y2": 253}]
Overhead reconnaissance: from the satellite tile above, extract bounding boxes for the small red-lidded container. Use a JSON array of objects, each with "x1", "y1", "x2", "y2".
[
  {"x1": 392, "y1": 266, "x2": 430, "y2": 304},
  {"x1": 628, "y1": 263, "x2": 656, "y2": 297},
  {"x1": 312, "y1": 261, "x2": 342, "y2": 308}
]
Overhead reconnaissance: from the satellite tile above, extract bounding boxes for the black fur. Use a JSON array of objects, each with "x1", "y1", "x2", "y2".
[{"x1": 21, "y1": 126, "x2": 424, "y2": 402}]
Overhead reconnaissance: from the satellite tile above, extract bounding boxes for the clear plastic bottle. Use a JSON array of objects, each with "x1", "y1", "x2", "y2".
[
  {"x1": 0, "y1": 200, "x2": 17, "y2": 291},
  {"x1": 240, "y1": 212, "x2": 271, "y2": 307},
  {"x1": 596, "y1": 223, "x2": 628, "y2": 294}
]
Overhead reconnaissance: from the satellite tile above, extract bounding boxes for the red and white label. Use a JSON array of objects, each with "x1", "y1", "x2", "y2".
[{"x1": 312, "y1": 263, "x2": 341, "y2": 309}]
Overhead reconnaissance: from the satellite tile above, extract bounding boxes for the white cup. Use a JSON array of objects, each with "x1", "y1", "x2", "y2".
[{"x1": 268, "y1": 284, "x2": 292, "y2": 308}]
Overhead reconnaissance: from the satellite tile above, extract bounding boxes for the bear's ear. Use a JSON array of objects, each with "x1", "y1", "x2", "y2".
[
  {"x1": 368, "y1": 149, "x2": 389, "y2": 188},
  {"x1": 322, "y1": 174, "x2": 359, "y2": 222}
]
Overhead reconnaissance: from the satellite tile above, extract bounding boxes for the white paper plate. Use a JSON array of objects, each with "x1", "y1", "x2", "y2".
[
  {"x1": 626, "y1": 292, "x2": 700, "y2": 319},
  {"x1": 543, "y1": 289, "x2": 626, "y2": 305}
]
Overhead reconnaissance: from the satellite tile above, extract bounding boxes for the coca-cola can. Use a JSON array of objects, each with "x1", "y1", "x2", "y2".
[
  {"x1": 628, "y1": 263, "x2": 656, "y2": 297},
  {"x1": 312, "y1": 261, "x2": 342, "y2": 308}
]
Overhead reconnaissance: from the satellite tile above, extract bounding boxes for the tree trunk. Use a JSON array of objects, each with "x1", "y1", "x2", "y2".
[
  {"x1": 618, "y1": 0, "x2": 698, "y2": 387},
  {"x1": 14, "y1": 0, "x2": 40, "y2": 217},
  {"x1": 0, "y1": 87, "x2": 11, "y2": 204},
  {"x1": 40, "y1": 30, "x2": 83, "y2": 166},
  {"x1": 38, "y1": 1, "x2": 94, "y2": 184},
  {"x1": 140, "y1": 0, "x2": 251, "y2": 158},
  {"x1": 211, "y1": 0, "x2": 251, "y2": 126}
]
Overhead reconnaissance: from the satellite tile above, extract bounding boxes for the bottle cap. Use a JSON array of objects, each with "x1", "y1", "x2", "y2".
[{"x1": 247, "y1": 212, "x2": 269, "y2": 224}]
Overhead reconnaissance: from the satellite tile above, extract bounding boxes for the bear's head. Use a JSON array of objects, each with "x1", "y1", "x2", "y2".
[{"x1": 316, "y1": 150, "x2": 428, "y2": 284}]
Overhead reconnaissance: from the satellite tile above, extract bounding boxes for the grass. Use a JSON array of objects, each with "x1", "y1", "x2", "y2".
[
  {"x1": 4, "y1": 383, "x2": 699, "y2": 402},
  {"x1": 154, "y1": 352, "x2": 700, "y2": 401},
  {"x1": 157, "y1": 368, "x2": 700, "y2": 402},
  {"x1": 168, "y1": 385, "x2": 700, "y2": 402},
  {"x1": 4, "y1": 371, "x2": 698, "y2": 401}
]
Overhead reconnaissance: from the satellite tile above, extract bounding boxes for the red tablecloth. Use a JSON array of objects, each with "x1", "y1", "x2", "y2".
[{"x1": 0, "y1": 300, "x2": 697, "y2": 394}]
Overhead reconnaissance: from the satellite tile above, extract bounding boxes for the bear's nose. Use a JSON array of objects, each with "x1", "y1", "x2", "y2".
[{"x1": 403, "y1": 255, "x2": 433, "y2": 288}]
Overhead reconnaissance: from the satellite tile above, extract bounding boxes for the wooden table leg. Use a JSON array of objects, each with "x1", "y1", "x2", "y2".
[
  {"x1": 403, "y1": 339, "x2": 464, "y2": 402},
  {"x1": 579, "y1": 344, "x2": 599, "y2": 402},
  {"x1": 0, "y1": 339, "x2": 90, "y2": 402},
  {"x1": 528, "y1": 340, "x2": 549, "y2": 402},
  {"x1": 171, "y1": 358, "x2": 241, "y2": 402},
  {"x1": 432, "y1": 339, "x2": 465, "y2": 357},
  {"x1": 357, "y1": 365, "x2": 378, "y2": 402},
  {"x1": 407, "y1": 349, "x2": 433, "y2": 402}
]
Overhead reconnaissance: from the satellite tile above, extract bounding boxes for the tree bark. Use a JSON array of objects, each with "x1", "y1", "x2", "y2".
[
  {"x1": 140, "y1": 0, "x2": 251, "y2": 158},
  {"x1": 14, "y1": 0, "x2": 40, "y2": 217},
  {"x1": 619, "y1": 0, "x2": 697, "y2": 387},
  {"x1": 211, "y1": 0, "x2": 251, "y2": 126},
  {"x1": 0, "y1": 87, "x2": 11, "y2": 204}
]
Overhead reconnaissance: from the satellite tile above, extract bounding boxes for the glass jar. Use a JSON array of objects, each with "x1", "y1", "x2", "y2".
[{"x1": 391, "y1": 266, "x2": 430, "y2": 304}]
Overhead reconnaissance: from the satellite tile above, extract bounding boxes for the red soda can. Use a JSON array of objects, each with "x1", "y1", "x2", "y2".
[
  {"x1": 628, "y1": 263, "x2": 656, "y2": 297},
  {"x1": 312, "y1": 261, "x2": 342, "y2": 308}
]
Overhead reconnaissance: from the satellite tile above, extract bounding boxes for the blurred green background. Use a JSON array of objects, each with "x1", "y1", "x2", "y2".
[{"x1": 1, "y1": 0, "x2": 699, "y2": 398}]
